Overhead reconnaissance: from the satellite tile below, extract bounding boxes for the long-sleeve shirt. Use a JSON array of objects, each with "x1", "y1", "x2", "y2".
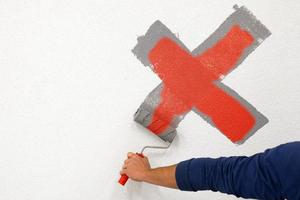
[{"x1": 175, "y1": 142, "x2": 300, "y2": 200}]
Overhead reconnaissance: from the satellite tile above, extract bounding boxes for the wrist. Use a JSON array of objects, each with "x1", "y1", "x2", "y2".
[
  {"x1": 140, "y1": 165, "x2": 178, "y2": 189},
  {"x1": 142, "y1": 168, "x2": 154, "y2": 183}
]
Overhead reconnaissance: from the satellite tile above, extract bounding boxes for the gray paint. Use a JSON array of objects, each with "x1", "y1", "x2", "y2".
[
  {"x1": 133, "y1": 84, "x2": 183, "y2": 142},
  {"x1": 133, "y1": 5, "x2": 271, "y2": 143}
]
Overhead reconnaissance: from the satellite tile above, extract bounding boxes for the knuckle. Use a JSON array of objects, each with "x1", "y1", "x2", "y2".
[{"x1": 127, "y1": 152, "x2": 134, "y2": 157}]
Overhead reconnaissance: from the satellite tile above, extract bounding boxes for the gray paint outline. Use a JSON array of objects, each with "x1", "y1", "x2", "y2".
[{"x1": 133, "y1": 5, "x2": 271, "y2": 143}]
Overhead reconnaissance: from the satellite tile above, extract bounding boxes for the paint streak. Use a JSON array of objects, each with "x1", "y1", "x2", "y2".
[{"x1": 147, "y1": 25, "x2": 255, "y2": 142}]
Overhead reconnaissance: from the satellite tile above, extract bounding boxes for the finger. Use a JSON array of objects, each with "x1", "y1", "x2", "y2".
[
  {"x1": 120, "y1": 169, "x2": 127, "y2": 175},
  {"x1": 127, "y1": 152, "x2": 134, "y2": 158},
  {"x1": 131, "y1": 154, "x2": 140, "y2": 158},
  {"x1": 124, "y1": 159, "x2": 130, "y2": 165}
]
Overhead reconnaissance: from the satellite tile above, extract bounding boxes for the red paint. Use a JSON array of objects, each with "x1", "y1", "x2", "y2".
[{"x1": 147, "y1": 25, "x2": 255, "y2": 142}]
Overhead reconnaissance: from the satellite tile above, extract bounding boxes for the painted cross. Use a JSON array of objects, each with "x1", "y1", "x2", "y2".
[{"x1": 133, "y1": 5, "x2": 271, "y2": 143}]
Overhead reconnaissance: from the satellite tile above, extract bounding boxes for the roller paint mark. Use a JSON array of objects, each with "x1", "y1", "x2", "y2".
[{"x1": 133, "y1": 5, "x2": 271, "y2": 143}]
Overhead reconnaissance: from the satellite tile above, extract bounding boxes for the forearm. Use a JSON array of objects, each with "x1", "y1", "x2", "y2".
[
  {"x1": 175, "y1": 150, "x2": 287, "y2": 199},
  {"x1": 143, "y1": 164, "x2": 178, "y2": 189}
]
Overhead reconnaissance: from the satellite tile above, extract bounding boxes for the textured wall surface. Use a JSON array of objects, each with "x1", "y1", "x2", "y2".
[{"x1": 0, "y1": 1, "x2": 299, "y2": 200}]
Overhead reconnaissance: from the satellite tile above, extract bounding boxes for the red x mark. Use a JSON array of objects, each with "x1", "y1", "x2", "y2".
[{"x1": 147, "y1": 25, "x2": 255, "y2": 143}]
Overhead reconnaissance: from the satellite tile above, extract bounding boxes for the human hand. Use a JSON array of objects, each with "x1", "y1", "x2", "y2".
[{"x1": 120, "y1": 152, "x2": 151, "y2": 182}]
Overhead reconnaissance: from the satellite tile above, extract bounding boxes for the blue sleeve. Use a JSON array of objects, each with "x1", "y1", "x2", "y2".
[{"x1": 175, "y1": 142, "x2": 300, "y2": 200}]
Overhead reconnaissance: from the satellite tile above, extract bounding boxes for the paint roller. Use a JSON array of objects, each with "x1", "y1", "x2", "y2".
[{"x1": 119, "y1": 85, "x2": 180, "y2": 186}]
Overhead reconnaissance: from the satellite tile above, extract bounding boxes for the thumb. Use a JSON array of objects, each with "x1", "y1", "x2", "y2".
[{"x1": 127, "y1": 152, "x2": 135, "y2": 158}]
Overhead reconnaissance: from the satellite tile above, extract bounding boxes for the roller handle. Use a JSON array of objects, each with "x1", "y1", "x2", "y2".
[{"x1": 118, "y1": 153, "x2": 144, "y2": 186}]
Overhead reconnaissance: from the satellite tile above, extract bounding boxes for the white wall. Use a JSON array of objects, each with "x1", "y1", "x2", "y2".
[{"x1": 0, "y1": 1, "x2": 299, "y2": 200}]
